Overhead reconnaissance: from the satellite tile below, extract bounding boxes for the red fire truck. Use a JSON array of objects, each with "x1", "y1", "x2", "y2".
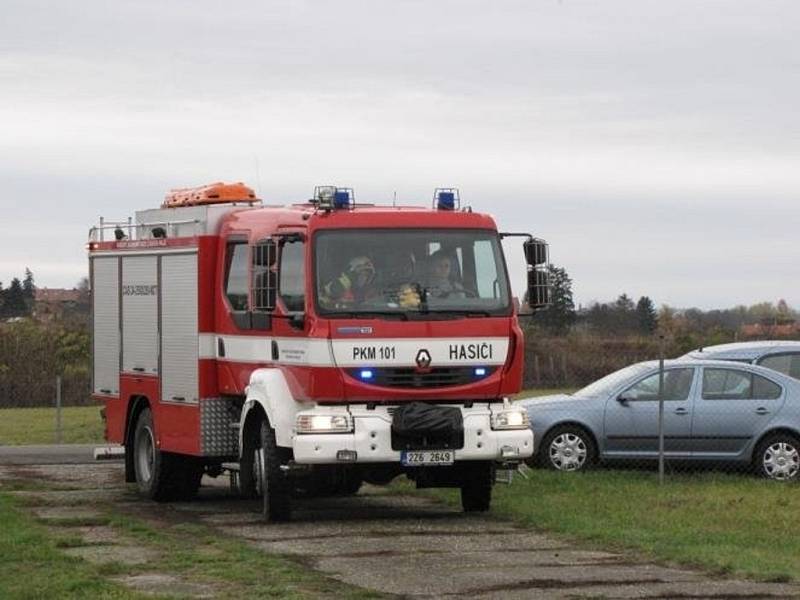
[{"x1": 88, "y1": 183, "x2": 550, "y2": 521}]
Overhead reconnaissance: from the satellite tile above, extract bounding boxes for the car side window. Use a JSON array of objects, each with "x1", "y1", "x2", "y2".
[
  {"x1": 752, "y1": 374, "x2": 782, "y2": 400},
  {"x1": 702, "y1": 368, "x2": 782, "y2": 400},
  {"x1": 758, "y1": 353, "x2": 800, "y2": 379},
  {"x1": 621, "y1": 368, "x2": 694, "y2": 401},
  {"x1": 702, "y1": 369, "x2": 750, "y2": 400}
]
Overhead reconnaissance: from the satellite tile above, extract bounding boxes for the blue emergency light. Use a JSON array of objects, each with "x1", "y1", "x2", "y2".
[
  {"x1": 313, "y1": 186, "x2": 354, "y2": 211},
  {"x1": 334, "y1": 188, "x2": 352, "y2": 209},
  {"x1": 434, "y1": 188, "x2": 460, "y2": 211},
  {"x1": 474, "y1": 367, "x2": 487, "y2": 378},
  {"x1": 359, "y1": 369, "x2": 375, "y2": 381}
]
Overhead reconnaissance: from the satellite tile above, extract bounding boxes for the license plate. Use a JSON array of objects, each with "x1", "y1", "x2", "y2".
[{"x1": 401, "y1": 450, "x2": 454, "y2": 466}]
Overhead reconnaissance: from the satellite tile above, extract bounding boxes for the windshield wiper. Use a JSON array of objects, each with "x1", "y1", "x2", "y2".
[
  {"x1": 425, "y1": 309, "x2": 495, "y2": 317},
  {"x1": 325, "y1": 311, "x2": 410, "y2": 321}
]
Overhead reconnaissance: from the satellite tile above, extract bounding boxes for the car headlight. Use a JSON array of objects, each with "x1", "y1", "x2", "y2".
[
  {"x1": 296, "y1": 414, "x2": 353, "y2": 434},
  {"x1": 491, "y1": 409, "x2": 530, "y2": 431}
]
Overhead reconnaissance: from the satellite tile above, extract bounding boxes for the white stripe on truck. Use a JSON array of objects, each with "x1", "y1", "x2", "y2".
[{"x1": 198, "y1": 334, "x2": 508, "y2": 368}]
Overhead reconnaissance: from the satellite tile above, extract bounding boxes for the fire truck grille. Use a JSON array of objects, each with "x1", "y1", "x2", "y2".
[{"x1": 347, "y1": 367, "x2": 495, "y2": 389}]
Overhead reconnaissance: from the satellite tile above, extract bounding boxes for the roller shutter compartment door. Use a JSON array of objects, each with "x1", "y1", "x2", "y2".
[
  {"x1": 160, "y1": 254, "x2": 199, "y2": 404},
  {"x1": 92, "y1": 257, "x2": 120, "y2": 395},
  {"x1": 121, "y1": 255, "x2": 159, "y2": 375}
]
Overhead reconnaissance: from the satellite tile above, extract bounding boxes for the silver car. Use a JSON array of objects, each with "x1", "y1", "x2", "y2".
[
  {"x1": 681, "y1": 341, "x2": 800, "y2": 379},
  {"x1": 518, "y1": 359, "x2": 800, "y2": 480}
]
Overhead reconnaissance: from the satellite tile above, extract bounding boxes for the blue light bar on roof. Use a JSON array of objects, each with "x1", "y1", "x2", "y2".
[
  {"x1": 334, "y1": 188, "x2": 352, "y2": 209},
  {"x1": 434, "y1": 188, "x2": 460, "y2": 210}
]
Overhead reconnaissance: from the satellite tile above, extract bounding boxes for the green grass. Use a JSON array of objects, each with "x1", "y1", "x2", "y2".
[
  {"x1": 421, "y1": 469, "x2": 800, "y2": 583},
  {"x1": 2, "y1": 487, "x2": 384, "y2": 599},
  {"x1": 105, "y1": 513, "x2": 385, "y2": 599},
  {"x1": 0, "y1": 494, "x2": 152, "y2": 599},
  {"x1": 0, "y1": 406, "x2": 105, "y2": 445}
]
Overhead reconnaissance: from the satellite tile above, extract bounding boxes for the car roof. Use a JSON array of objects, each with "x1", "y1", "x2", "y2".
[
  {"x1": 621, "y1": 358, "x2": 799, "y2": 388},
  {"x1": 680, "y1": 340, "x2": 800, "y2": 361}
]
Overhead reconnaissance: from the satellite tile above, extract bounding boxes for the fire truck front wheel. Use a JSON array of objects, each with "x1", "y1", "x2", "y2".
[
  {"x1": 253, "y1": 420, "x2": 292, "y2": 522},
  {"x1": 460, "y1": 462, "x2": 494, "y2": 513}
]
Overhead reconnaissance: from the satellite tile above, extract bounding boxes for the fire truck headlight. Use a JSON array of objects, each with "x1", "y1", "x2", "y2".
[
  {"x1": 491, "y1": 409, "x2": 530, "y2": 431},
  {"x1": 296, "y1": 414, "x2": 353, "y2": 434}
]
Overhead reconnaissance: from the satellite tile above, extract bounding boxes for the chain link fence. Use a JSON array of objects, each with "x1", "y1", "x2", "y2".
[{"x1": 2, "y1": 317, "x2": 799, "y2": 481}]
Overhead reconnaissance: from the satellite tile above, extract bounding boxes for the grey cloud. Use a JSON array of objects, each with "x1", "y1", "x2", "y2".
[{"x1": 1, "y1": 0, "x2": 798, "y2": 308}]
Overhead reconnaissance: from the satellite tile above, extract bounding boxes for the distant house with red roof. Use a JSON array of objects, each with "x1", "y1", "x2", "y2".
[{"x1": 33, "y1": 288, "x2": 84, "y2": 321}]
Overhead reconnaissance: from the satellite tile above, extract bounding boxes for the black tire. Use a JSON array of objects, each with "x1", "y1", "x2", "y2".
[
  {"x1": 133, "y1": 407, "x2": 203, "y2": 501},
  {"x1": 336, "y1": 469, "x2": 363, "y2": 496},
  {"x1": 754, "y1": 433, "x2": 800, "y2": 481},
  {"x1": 536, "y1": 425, "x2": 596, "y2": 472},
  {"x1": 256, "y1": 420, "x2": 292, "y2": 522},
  {"x1": 132, "y1": 407, "x2": 171, "y2": 501},
  {"x1": 460, "y1": 462, "x2": 493, "y2": 513},
  {"x1": 239, "y1": 422, "x2": 259, "y2": 499},
  {"x1": 170, "y1": 456, "x2": 204, "y2": 501}
]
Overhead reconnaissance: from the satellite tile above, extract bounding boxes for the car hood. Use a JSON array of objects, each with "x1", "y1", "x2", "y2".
[{"x1": 517, "y1": 394, "x2": 597, "y2": 410}]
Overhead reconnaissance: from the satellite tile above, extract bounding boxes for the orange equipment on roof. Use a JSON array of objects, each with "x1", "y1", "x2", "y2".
[{"x1": 162, "y1": 182, "x2": 259, "y2": 208}]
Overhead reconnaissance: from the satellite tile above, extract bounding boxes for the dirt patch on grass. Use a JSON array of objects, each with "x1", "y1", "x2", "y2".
[
  {"x1": 113, "y1": 573, "x2": 217, "y2": 598},
  {"x1": 64, "y1": 544, "x2": 159, "y2": 566}
]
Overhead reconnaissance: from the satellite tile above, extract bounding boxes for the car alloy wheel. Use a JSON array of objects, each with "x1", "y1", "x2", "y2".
[
  {"x1": 549, "y1": 432, "x2": 588, "y2": 471},
  {"x1": 762, "y1": 442, "x2": 800, "y2": 481}
]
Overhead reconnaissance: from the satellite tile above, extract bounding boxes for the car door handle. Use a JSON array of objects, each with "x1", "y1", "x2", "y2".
[
  {"x1": 755, "y1": 407, "x2": 770, "y2": 415},
  {"x1": 674, "y1": 408, "x2": 689, "y2": 415}
]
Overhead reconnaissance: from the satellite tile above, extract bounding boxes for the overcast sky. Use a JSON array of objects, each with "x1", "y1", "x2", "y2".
[{"x1": 1, "y1": 0, "x2": 798, "y2": 309}]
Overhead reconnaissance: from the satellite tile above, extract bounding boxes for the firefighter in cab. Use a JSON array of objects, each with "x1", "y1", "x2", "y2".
[{"x1": 321, "y1": 255, "x2": 379, "y2": 306}]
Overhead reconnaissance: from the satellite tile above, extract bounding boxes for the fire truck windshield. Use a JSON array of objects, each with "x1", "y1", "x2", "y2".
[{"x1": 315, "y1": 229, "x2": 511, "y2": 317}]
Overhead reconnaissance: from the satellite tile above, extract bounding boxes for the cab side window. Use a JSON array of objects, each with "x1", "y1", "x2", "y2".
[
  {"x1": 224, "y1": 241, "x2": 249, "y2": 311},
  {"x1": 279, "y1": 240, "x2": 306, "y2": 312}
]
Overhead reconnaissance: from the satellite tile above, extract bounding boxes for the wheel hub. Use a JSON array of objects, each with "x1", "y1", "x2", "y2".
[
  {"x1": 763, "y1": 442, "x2": 799, "y2": 480},
  {"x1": 136, "y1": 426, "x2": 155, "y2": 483},
  {"x1": 549, "y1": 433, "x2": 588, "y2": 471}
]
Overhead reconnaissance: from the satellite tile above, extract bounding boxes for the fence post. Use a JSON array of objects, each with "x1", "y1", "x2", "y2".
[
  {"x1": 548, "y1": 355, "x2": 555, "y2": 383},
  {"x1": 55, "y1": 375, "x2": 62, "y2": 444},
  {"x1": 533, "y1": 355, "x2": 541, "y2": 386},
  {"x1": 657, "y1": 336, "x2": 665, "y2": 484},
  {"x1": 560, "y1": 353, "x2": 568, "y2": 385}
]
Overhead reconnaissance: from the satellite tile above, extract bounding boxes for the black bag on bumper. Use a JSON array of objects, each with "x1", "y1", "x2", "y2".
[{"x1": 391, "y1": 403, "x2": 464, "y2": 451}]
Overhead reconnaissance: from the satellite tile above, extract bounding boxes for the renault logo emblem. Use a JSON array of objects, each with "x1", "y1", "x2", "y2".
[{"x1": 415, "y1": 349, "x2": 432, "y2": 369}]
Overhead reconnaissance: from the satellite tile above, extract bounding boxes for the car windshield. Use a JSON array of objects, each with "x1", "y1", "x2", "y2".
[
  {"x1": 315, "y1": 229, "x2": 511, "y2": 317},
  {"x1": 574, "y1": 363, "x2": 653, "y2": 397}
]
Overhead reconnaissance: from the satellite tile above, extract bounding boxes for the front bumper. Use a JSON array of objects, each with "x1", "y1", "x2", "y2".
[{"x1": 292, "y1": 403, "x2": 533, "y2": 464}]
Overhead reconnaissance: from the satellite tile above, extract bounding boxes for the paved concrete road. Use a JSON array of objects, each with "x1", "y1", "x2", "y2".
[
  {"x1": 0, "y1": 444, "x2": 100, "y2": 464},
  {"x1": 3, "y1": 448, "x2": 799, "y2": 599},
  {"x1": 187, "y1": 485, "x2": 800, "y2": 599}
]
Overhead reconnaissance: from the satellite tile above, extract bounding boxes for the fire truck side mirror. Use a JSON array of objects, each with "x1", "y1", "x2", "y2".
[
  {"x1": 527, "y1": 268, "x2": 551, "y2": 311},
  {"x1": 523, "y1": 238, "x2": 548, "y2": 267}
]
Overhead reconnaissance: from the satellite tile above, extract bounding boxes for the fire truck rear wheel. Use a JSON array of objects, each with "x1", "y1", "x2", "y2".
[
  {"x1": 132, "y1": 407, "x2": 202, "y2": 501},
  {"x1": 256, "y1": 420, "x2": 292, "y2": 522},
  {"x1": 460, "y1": 463, "x2": 493, "y2": 513},
  {"x1": 133, "y1": 407, "x2": 170, "y2": 501}
]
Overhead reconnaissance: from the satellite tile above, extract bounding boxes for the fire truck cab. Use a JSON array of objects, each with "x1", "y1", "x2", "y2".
[{"x1": 88, "y1": 183, "x2": 550, "y2": 521}]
